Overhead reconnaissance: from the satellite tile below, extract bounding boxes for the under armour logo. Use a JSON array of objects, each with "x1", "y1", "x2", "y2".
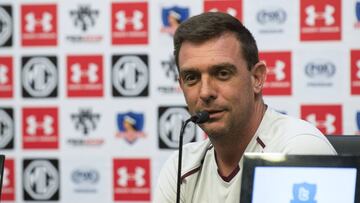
[
  {"x1": 267, "y1": 60, "x2": 286, "y2": 81},
  {"x1": 116, "y1": 10, "x2": 143, "y2": 31},
  {"x1": 209, "y1": 7, "x2": 237, "y2": 17},
  {"x1": 25, "y1": 12, "x2": 53, "y2": 32},
  {"x1": 2, "y1": 167, "x2": 9, "y2": 186},
  {"x1": 26, "y1": 115, "x2": 54, "y2": 135},
  {"x1": 305, "y1": 5, "x2": 335, "y2": 26},
  {"x1": 117, "y1": 167, "x2": 145, "y2": 187},
  {"x1": 0, "y1": 64, "x2": 8, "y2": 84},
  {"x1": 71, "y1": 63, "x2": 98, "y2": 83},
  {"x1": 306, "y1": 113, "x2": 336, "y2": 134},
  {"x1": 356, "y1": 59, "x2": 360, "y2": 79}
]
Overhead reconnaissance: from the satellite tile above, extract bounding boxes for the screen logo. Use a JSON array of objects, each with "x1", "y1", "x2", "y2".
[{"x1": 291, "y1": 182, "x2": 317, "y2": 203}]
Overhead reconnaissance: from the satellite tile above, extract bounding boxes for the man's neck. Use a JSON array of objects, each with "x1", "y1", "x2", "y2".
[{"x1": 211, "y1": 102, "x2": 267, "y2": 177}]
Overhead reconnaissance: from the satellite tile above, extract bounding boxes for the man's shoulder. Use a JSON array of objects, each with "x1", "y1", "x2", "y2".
[
  {"x1": 166, "y1": 139, "x2": 213, "y2": 173},
  {"x1": 264, "y1": 108, "x2": 321, "y2": 135}
]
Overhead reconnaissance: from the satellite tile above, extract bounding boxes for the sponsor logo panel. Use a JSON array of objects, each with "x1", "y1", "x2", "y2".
[
  {"x1": 21, "y1": 56, "x2": 58, "y2": 98},
  {"x1": 300, "y1": 0, "x2": 341, "y2": 41},
  {"x1": 112, "y1": 55, "x2": 149, "y2": 97},
  {"x1": 301, "y1": 105, "x2": 342, "y2": 135},
  {"x1": 0, "y1": 108, "x2": 14, "y2": 149},
  {"x1": 1, "y1": 158, "x2": 15, "y2": 201},
  {"x1": 66, "y1": 4, "x2": 103, "y2": 43},
  {"x1": 204, "y1": 0, "x2": 242, "y2": 20},
  {"x1": 111, "y1": 2, "x2": 148, "y2": 44},
  {"x1": 351, "y1": 50, "x2": 360, "y2": 95},
  {"x1": 0, "y1": 56, "x2": 13, "y2": 98},
  {"x1": 67, "y1": 55, "x2": 103, "y2": 97},
  {"x1": 260, "y1": 51, "x2": 292, "y2": 95},
  {"x1": 116, "y1": 111, "x2": 146, "y2": 144},
  {"x1": 23, "y1": 159, "x2": 60, "y2": 201},
  {"x1": 21, "y1": 4, "x2": 57, "y2": 46},
  {"x1": 22, "y1": 107, "x2": 59, "y2": 149},
  {"x1": 0, "y1": 5, "x2": 13, "y2": 47},
  {"x1": 160, "y1": 6, "x2": 189, "y2": 36},
  {"x1": 158, "y1": 106, "x2": 196, "y2": 149},
  {"x1": 67, "y1": 108, "x2": 104, "y2": 147},
  {"x1": 113, "y1": 158, "x2": 151, "y2": 201}
]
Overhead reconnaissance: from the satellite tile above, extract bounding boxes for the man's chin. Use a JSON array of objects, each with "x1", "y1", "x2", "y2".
[{"x1": 201, "y1": 123, "x2": 226, "y2": 137}]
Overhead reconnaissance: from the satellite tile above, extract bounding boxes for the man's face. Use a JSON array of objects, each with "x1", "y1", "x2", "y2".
[{"x1": 178, "y1": 33, "x2": 256, "y2": 137}]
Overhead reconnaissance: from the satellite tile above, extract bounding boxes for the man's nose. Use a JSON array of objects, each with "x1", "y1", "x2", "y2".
[{"x1": 199, "y1": 77, "x2": 217, "y2": 103}]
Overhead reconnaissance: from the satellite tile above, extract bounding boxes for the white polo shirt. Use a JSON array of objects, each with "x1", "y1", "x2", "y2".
[{"x1": 154, "y1": 107, "x2": 337, "y2": 203}]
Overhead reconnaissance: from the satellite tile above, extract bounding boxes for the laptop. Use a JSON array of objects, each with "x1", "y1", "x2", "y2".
[
  {"x1": 0, "y1": 155, "x2": 4, "y2": 198},
  {"x1": 326, "y1": 135, "x2": 360, "y2": 155},
  {"x1": 240, "y1": 154, "x2": 360, "y2": 203}
]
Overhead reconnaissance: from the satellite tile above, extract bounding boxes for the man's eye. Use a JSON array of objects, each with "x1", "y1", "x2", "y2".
[
  {"x1": 183, "y1": 73, "x2": 198, "y2": 84},
  {"x1": 217, "y1": 70, "x2": 232, "y2": 80}
]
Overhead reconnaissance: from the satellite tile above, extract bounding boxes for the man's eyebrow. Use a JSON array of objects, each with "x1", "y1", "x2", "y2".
[
  {"x1": 210, "y1": 63, "x2": 237, "y2": 72},
  {"x1": 179, "y1": 67, "x2": 198, "y2": 75}
]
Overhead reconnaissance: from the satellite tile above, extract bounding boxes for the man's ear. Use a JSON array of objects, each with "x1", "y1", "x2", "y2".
[{"x1": 251, "y1": 61, "x2": 267, "y2": 94}]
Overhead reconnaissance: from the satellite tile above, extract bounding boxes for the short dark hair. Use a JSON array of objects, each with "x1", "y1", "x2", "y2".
[{"x1": 174, "y1": 12, "x2": 259, "y2": 71}]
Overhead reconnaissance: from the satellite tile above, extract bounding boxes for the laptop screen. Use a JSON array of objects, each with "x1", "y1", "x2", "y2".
[{"x1": 240, "y1": 154, "x2": 360, "y2": 203}]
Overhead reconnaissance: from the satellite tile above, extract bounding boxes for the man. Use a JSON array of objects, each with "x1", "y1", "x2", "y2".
[{"x1": 154, "y1": 12, "x2": 336, "y2": 203}]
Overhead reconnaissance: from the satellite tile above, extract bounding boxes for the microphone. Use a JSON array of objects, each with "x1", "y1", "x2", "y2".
[{"x1": 176, "y1": 111, "x2": 209, "y2": 203}]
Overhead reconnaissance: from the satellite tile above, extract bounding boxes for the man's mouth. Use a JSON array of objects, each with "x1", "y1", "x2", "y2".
[{"x1": 202, "y1": 109, "x2": 225, "y2": 120}]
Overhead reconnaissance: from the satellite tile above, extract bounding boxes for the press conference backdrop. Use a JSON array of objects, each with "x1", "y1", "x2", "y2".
[{"x1": 0, "y1": 0, "x2": 359, "y2": 202}]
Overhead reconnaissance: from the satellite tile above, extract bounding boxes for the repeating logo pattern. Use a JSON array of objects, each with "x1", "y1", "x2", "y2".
[
  {"x1": 204, "y1": 0, "x2": 242, "y2": 20},
  {"x1": 67, "y1": 55, "x2": 103, "y2": 97},
  {"x1": 301, "y1": 105, "x2": 342, "y2": 135},
  {"x1": 66, "y1": 4, "x2": 103, "y2": 43},
  {"x1": 256, "y1": 7, "x2": 287, "y2": 34},
  {"x1": 112, "y1": 55, "x2": 149, "y2": 97},
  {"x1": 351, "y1": 50, "x2": 360, "y2": 95},
  {"x1": 161, "y1": 6, "x2": 189, "y2": 36},
  {"x1": 304, "y1": 59, "x2": 336, "y2": 87},
  {"x1": 0, "y1": 1, "x2": 357, "y2": 202},
  {"x1": 71, "y1": 168, "x2": 99, "y2": 193},
  {"x1": 111, "y1": 2, "x2": 148, "y2": 44},
  {"x1": 68, "y1": 108, "x2": 103, "y2": 147},
  {"x1": 116, "y1": 112, "x2": 145, "y2": 144},
  {"x1": 113, "y1": 159, "x2": 150, "y2": 201},
  {"x1": 21, "y1": 56, "x2": 58, "y2": 98},
  {"x1": 0, "y1": 5, "x2": 13, "y2": 47},
  {"x1": 300, "y1": 0, "x2": 341, "y2": 41},
  {"x1": 260, "y1": 51, "x2": 292, "y2": 95},
  {"x1": 23, "y1": 159, "x2": 60, "y2": 201},
  {"x1": 1, "y1": 159, "x2": 15, "y2": 201},
  {"x1": 22, "y1": 107, "x2": 59, "y2": 149},
  {"x1": 158, "y1": 106, "x2": 196, "y2": 149},
  {"x1": 0, "y1": 108, "x2": 14, "y2": 149},
  {"x1": 21, "y1": 4, "x2": 57, "y2": 46},
  {"x1": 0, "y1": 56, "x2": 13, "y2": 98}
]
